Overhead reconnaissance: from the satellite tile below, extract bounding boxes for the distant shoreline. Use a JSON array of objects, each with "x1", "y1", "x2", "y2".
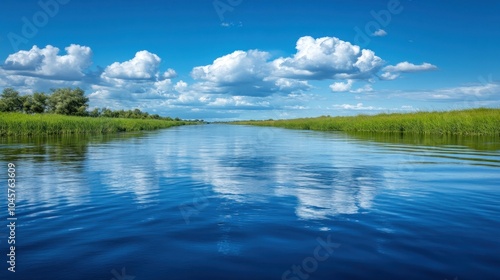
[
  {"x1": 230, "y1": 108, "x2": 500, "y2": 136},
  {"x1": 0, "y1": 113, "x2": 197, "y2": 136}
]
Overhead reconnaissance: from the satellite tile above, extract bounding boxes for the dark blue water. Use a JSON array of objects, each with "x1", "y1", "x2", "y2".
[{"x1": 1, "y1": 125, "x2": 499, "y2": 280}]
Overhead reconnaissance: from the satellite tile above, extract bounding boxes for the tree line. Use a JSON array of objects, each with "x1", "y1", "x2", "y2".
[{"x1": 0, "y1": 87, "x2": 182, "y2": 121}]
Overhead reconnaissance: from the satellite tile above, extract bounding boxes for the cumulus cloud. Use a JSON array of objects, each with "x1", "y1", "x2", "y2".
[
  {"x1": 189, "y1": 36, "x2": 438, "y2": 97},
  {"x1": 372, "y1": 29, "x2": 387, "y2": 37},
  {"x1": 0, "y1": 45, "x2": 92, "y2": 94},
  {"x1": 3, "y1": 44, "x2": 92, "y2": 80},
  {"x1": 330, "y1": 80, "x2": 373, "y2": 93},
  {"x1": 330, "y1": 80, "x2": 354, "y2": 92},
  {"x1": 174, "y1": 80, "x2": 188, "y2": 92},
  {"x1": 190, "y1": 36, "x2": 390, "y2": 96},
  {"x1": 3, "y1": 49, "x2": 44, "y2": 71},
  {"x1": 191, "y1": 50, "x2": 284, "y2": 97},
  {"x1": 192, "y1": 50, "x2": 270, "y2": 85},
  {"x1": 102, "y1": 50, "x2": 164, "y2": 80},
  {"x1": 92, "y1": 50, "x2": 180, "y2": 103},
  {"x1": 272, "y1": 36, "x2": 384, "y2": 80},
  {"x1": 163, "y1": 68, "x2": 177, "y2": 79}
]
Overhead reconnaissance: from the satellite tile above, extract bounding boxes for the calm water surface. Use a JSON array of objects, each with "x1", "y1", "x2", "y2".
[{"x1": 1, "y1": 125, "x2": 499, "y2": 280}]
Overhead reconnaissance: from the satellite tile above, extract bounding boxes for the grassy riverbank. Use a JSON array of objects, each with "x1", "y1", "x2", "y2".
[
  {"x1": 0, "y1": 113, "x2": 195, "y2": 136},
  {"x1": 232, "y1": 108, "x2": 500, "y2": 136}
]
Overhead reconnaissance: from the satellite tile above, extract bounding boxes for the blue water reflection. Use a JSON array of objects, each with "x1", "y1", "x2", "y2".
[{"x1": 0, "y1": 125, "x2": 499, "y2": 279}]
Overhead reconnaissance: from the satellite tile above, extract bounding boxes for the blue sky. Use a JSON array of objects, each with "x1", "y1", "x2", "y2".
[{"x1": 1, "y1": 0, "x2": 499, "y2": 120}]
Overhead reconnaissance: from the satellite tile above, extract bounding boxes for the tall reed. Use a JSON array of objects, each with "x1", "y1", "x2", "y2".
[
  {"x1": 0, "y1": 113, "x2": 192, "y2": 136},
  {"x1": 231, "y1": 108, "x2": 500, "y2": 136}
]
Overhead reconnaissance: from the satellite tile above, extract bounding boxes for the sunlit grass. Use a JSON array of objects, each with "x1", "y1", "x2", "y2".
[
  {"x1": 0, "y1": 113, "x2": 192, "y2": 136},
  {"x1": 232, "y1": 108, "x2": 500, "y2": 136}
]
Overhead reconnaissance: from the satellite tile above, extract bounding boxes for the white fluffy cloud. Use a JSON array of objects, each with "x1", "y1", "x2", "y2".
[
  {"x1": 163, "y1": 68, "x2": 177, "y2": 79},
  {"x1": 174, "y1": 80, "x2": 188, "y2": 92},
  {"x1": 192, "y1": 50, "x2": 270, "y2": 84},
  {"x1": 102, "y1": 50, "x2": 168, "y2": 80},
  {"x1": 272, "y1": 36, "x2": 384, "y2": 80},
  {"x1": 190, "y1": 36, "x2": 390, "y2": 96},
  {"x1": 330, "y1": 80, "x2": 354, "y2": 92},
  {"x1": 91, "y1": 50, "x2": 180, "y2": 103},
  {"x1": 330, "y1": 80, "x2": 374, "y2": 93},
  {"x1": 191, "y1": 50, "x2": 309, "y2": 97},
  {"x1": 3, "y1": 44, "x2": 92, "y2": 80}
]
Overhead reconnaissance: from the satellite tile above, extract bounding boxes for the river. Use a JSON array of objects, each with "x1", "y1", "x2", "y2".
[{"x1": 1, "y1": 124, "x2": 499, "y2": 279}]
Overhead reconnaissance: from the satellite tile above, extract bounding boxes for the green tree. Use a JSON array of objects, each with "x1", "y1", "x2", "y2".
[
  {"x1": 20, "y1": 95, "x2": 33, "y2": 113},
  {"x1": 133, "y1": 108, "x2": 142, "y2": 118},
  {"x1": 21, "y1": 92, "x2": 48, "y2": 114},
  {"x1": 48, "y1": 88, "x2": 89, "y2": 116},
  {"x1": 89, "y1": 108, "x2": 101, "y2": 117},
  {"x1": 31, "y1": 92, "x2": 48, "y2": 113},
  {"x1": 0, "y1": 88, "x2": 23, "y2": 112},
  {"x1": 101, "y1": 108, "x2": 118, "y2": 118}
]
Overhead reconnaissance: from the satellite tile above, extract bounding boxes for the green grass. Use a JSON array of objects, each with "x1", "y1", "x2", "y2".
[
  {"x1": 0, "y1": 113, "x2": 194, "y2": 136},
  {"x1": 231, "y1": 108, "x2": 500, "y2": 136}
]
